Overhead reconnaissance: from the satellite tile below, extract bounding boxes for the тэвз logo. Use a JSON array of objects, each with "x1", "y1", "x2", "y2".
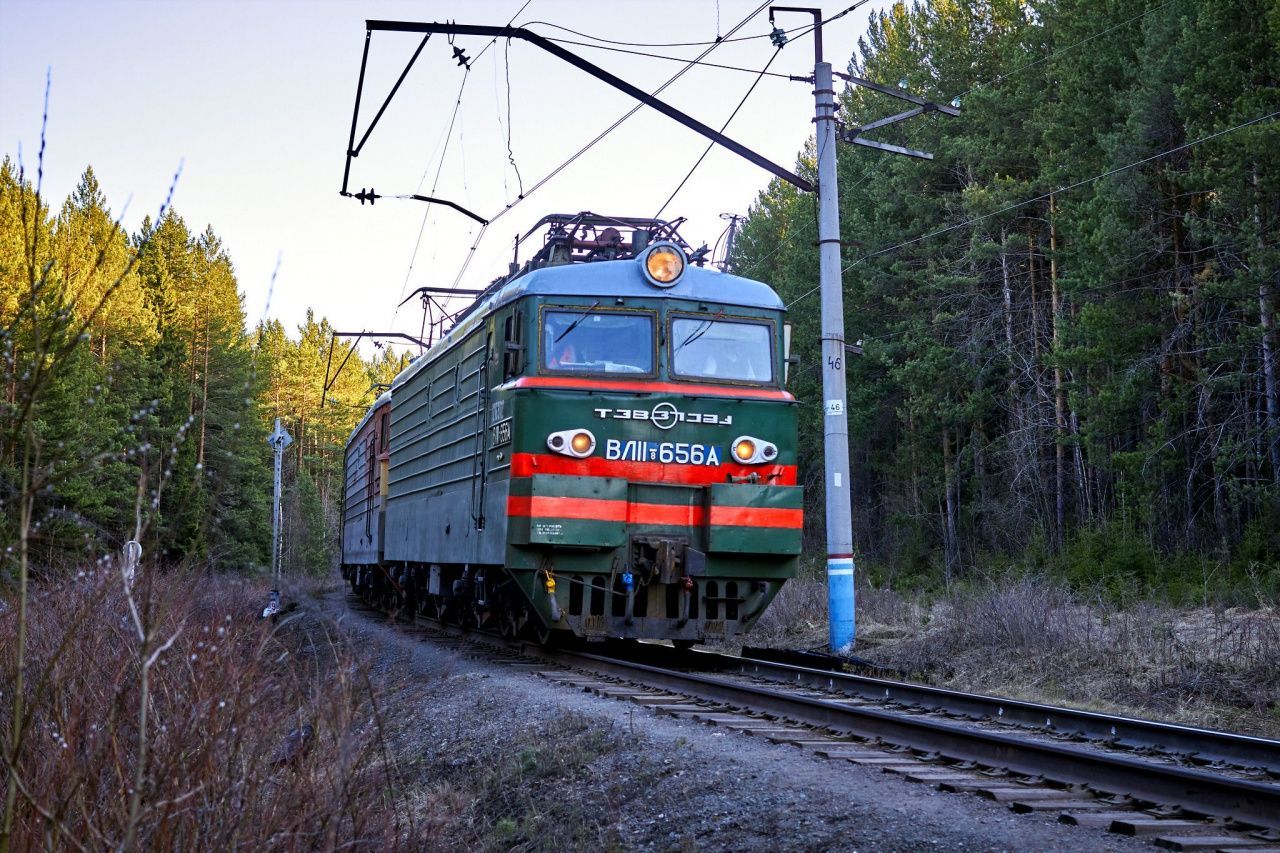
[
  {"x1": 650, "y1": 402, "x2": 679, "y2": 430},
  {"x1": 592, "y1": 404, "x2": 733, "y2": 429}
]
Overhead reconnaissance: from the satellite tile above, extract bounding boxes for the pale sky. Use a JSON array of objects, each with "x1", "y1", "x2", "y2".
[{"x1": 1, "y1": 0, "x2": 890, "y2": 353}]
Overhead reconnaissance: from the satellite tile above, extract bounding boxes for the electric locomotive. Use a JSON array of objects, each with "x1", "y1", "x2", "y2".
[{"x1": 341, "y1": 213, "x2": 801, "y2": 645}]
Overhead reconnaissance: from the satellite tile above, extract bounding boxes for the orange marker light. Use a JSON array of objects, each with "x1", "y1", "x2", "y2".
[
  {"x1": 734, "y1": 439, "x2": 756, "y2": 462},
  {"x1": 571, "y1": 431, "x2": 593, "y2": 454},
  {"x1": 645, "y1": 245, "x2": 683, "y2": 284}
]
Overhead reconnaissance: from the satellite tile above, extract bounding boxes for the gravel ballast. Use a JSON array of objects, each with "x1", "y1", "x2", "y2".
[{"x1": 321, "y1": 591, "x2": 1152, "y2": 852}]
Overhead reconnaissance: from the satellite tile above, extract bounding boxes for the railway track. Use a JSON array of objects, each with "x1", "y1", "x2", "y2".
[
  {"x1": 348, "y1": 594, "x2": 1280, "y2": 850},
  {"x1": 642, "y1": 643, "x2": 1280, "y2": 777}
]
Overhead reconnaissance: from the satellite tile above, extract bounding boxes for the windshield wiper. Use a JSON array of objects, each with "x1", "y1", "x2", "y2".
[
  {"x1": 554, "y1": 300, "x2": 602, "y2": 343},
  {"x1": 674, "y1": 310, "x2": 726, "y2": 353}
]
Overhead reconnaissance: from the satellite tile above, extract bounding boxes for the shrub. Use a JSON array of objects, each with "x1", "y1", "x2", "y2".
[{"x1": 0, "y1": 569, "x2": 407, "y2": 848}]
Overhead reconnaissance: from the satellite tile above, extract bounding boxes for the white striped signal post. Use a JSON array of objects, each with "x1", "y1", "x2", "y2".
[{"x1": 264, "y1": 418, "x2": 293, "y2": 619}]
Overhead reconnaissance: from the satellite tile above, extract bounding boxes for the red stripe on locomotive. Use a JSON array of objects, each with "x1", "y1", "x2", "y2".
[
  {"x1": 506, "y1": 495, "x2": 802, "y2": 529},
  {"x1": 509, "y1": 452, "x2": 797, "y2": 486}
]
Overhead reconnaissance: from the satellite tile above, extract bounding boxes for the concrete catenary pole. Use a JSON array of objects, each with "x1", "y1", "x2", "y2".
[
  {"x1": 773, "y1": 4, "x2": 856, "y2": 652},
  {"x1": 814, "y1": 59, "x2": 856, "y2": 652}
]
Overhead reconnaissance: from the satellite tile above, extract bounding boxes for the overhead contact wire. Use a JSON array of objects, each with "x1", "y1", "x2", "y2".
[
  {"x1": 446, "y1": 0, "x2": 774, "y2": 291},
  {"x1": 391, "y1": 67, "x2": 470, "y2": 325},
  {"x1": 655, "y1": 45, "x2": 784, "y2": 220},
  {"x1": 542, "y1": 37, "x2": 794, "y2": 79},
  {"x1": 841, "y1": 111, "x2": 1279, "y2": 271},
  {"x1": 392, "y1": 0, "x2": 534, "y2": 325}
]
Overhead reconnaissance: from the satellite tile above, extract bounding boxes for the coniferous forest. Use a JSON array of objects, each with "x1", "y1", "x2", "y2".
[
  {"x1": 2, "y1": 0, "x2": 1277, "y2": 602},
  {"x1": 0, "y1": 162, "x2": 409, "y2": 578},
  {"x1": 734, "y1": 0, "x2": 1279, "y2": 599}
]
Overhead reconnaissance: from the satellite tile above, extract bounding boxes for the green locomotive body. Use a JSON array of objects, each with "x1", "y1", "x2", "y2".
[{"x1": 341, "y1": 215, "x2": 801, "y2": 644}]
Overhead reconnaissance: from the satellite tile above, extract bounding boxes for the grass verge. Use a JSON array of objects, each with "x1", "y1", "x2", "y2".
[{"x1": 752, "y1": 573, "x2": 1280, "y2": 737}]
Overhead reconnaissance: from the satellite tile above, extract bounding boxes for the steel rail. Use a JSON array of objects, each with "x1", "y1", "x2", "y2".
[
  {"x1": 531, "y1": 645, "x2": 1280, "y2": 830},
  {"x1": 676, "y1": 646, "x2": 1280, "y2": 775}
]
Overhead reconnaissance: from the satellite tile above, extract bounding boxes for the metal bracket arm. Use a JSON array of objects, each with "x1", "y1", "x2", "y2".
[
  {"x1": 841, "y1": 106, "x2": 936, "y2": 160},
  {"x1": 407, "y1": 195, "x2": 489, "y2": 225},
  {"x1": 846, "y1": 105, "x2": 926, "y2": 135},
  {"x1": 342, "y1": 34, "x2": 431, "y2": 197},
  {"x1": 365, "y1": 19, "x2": 815, "y2": 193},
  {"x1": 844, "y1": 136, "x2": 934, "y2": 160},
  {"x1": 834, "y1": 71, "x2": 960, "y2": 116}
]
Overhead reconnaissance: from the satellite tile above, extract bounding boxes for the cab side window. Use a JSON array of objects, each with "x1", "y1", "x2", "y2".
[{"x1": 502, "y1": 307, "x2": 525, "y2": 380}]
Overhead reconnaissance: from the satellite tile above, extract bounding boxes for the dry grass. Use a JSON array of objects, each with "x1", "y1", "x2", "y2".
[
  {"x1": 749, "y1": 573, "x2": 924, "y2": 650},
  {"x1": 752, "y1": 574, "x2": 1280, "y2": 737},
  {"x1": 0, "y1": 569, "x2": 409, "y2": 849},
  {"x1": 749, "y1": 575, "x2": 830, "y2": 648}
]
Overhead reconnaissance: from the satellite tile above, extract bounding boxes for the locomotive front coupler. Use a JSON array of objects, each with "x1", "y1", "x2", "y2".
[{"x1": 629, "y1": 535, "x2": 691, "y2": 586}]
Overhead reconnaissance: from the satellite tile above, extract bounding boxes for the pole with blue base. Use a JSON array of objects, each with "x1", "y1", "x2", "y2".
[
  {"x1": 771, "y1": 5, "x2": 857, "y2": 653},
  {"x1": 813, "y1": 55, "x2": 856, "y2": 654}
]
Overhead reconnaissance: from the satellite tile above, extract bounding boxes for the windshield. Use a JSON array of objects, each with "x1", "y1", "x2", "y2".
[
  {"x1": 542, "y1": 309, "x2": 654, "y2": 374},
  {"x1": 671, "y1": 317, "x2": 774, "y2": 383}
]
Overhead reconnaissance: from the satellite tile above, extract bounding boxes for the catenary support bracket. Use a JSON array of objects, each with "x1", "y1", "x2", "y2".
[
  {"x1": 350, "y1": 20, "x2": 814, "y2": 195},
  {"x1": 321, "y1": 330, "x2": 430, "y2": 409}
]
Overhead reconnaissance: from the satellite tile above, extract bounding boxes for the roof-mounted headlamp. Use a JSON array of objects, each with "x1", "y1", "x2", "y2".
[{"x1": 639, "y1": 241, "x2": 685, "y2": 288}]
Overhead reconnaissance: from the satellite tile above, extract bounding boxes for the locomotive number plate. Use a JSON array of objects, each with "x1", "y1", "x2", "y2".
[
  {"x1": 604, "y1": 439, "x2": 722, "y2": 465},
  {"x1": 490, "y1": 418, "x2": 512, "y2": 447}
]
